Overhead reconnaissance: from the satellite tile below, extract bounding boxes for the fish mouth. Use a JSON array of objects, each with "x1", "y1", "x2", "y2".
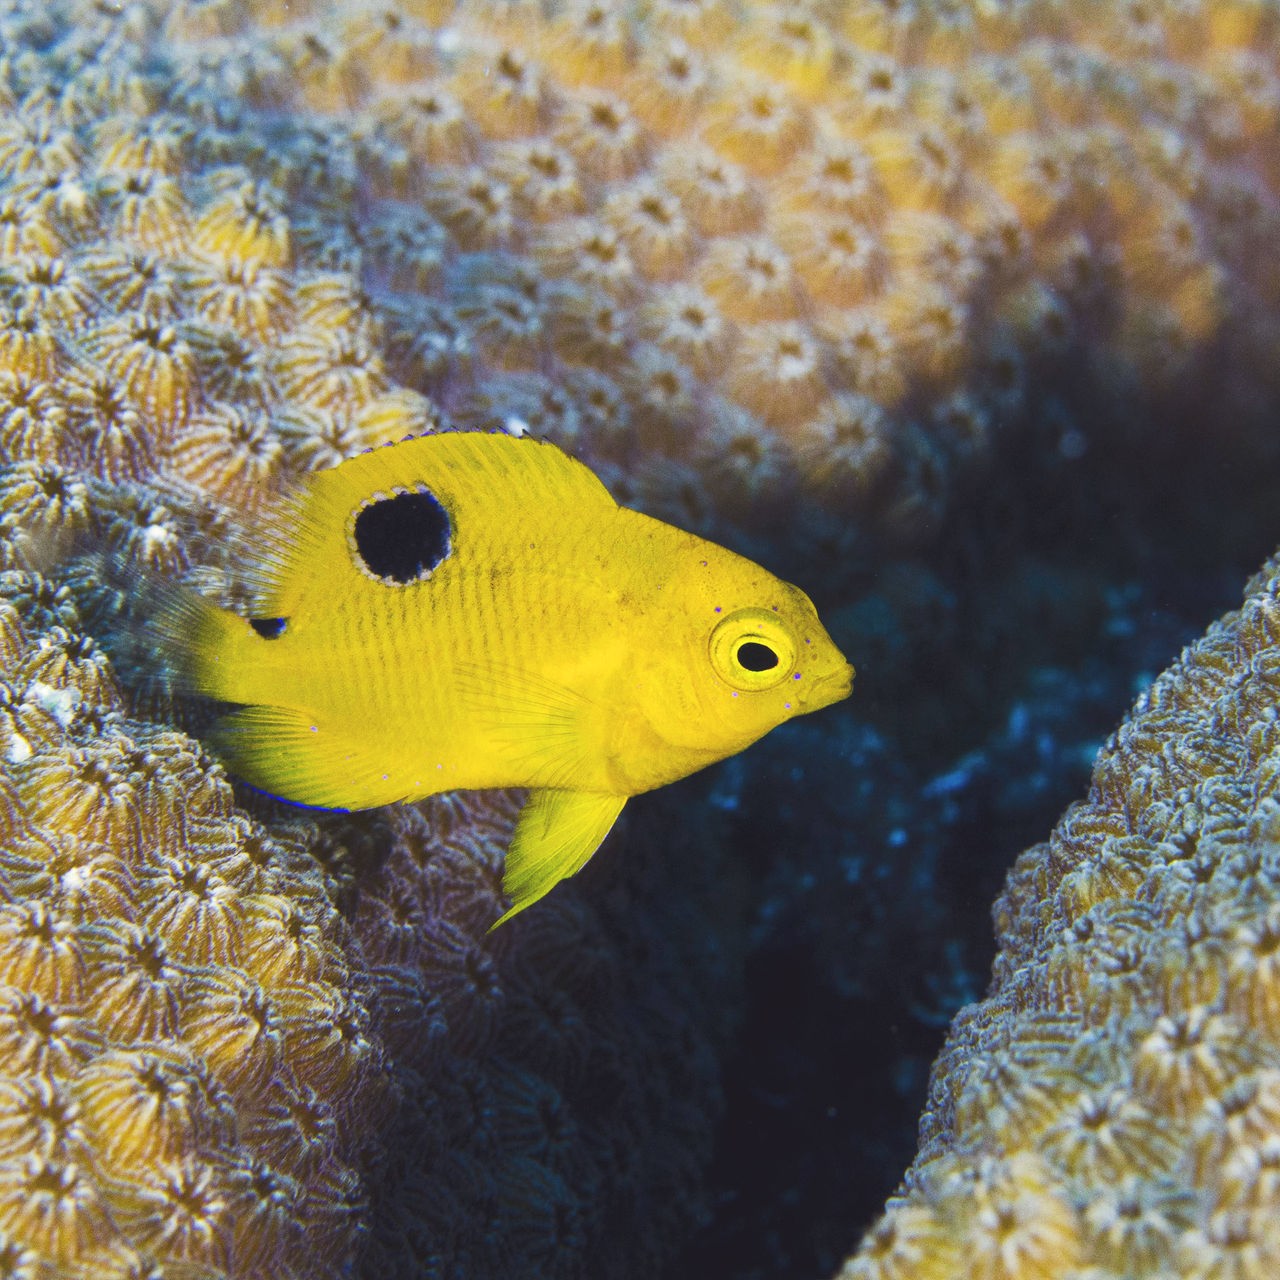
[{"x1": 801, "y1": 661, "x2": 854, "y2": 709}]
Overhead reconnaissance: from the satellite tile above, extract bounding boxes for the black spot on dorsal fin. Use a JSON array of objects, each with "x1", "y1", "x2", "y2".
[
  {"x1": 353, "y1": 486, "x2": 451, "y2": 584},
  {"x1": 250, "y1": 617, "x2": 287, "y2": 639}
]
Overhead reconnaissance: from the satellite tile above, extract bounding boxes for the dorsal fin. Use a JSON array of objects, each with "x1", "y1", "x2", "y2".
[{"x1": 244, "y1": 432, "x2": 616, "y2": 617}]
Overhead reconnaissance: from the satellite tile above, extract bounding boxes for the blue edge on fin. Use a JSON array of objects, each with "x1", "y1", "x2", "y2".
[{"x1": 238, "y1": 780, "x2": 351, "y2": 815}]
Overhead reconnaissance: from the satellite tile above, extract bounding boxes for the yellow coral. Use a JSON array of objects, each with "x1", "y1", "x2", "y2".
[
  {"x1": 231, "y1": 0, "x2": 1275, "y2": 547},
  {"x1": 0, "y1": 62, "x2": 411, "y2": 1260}
]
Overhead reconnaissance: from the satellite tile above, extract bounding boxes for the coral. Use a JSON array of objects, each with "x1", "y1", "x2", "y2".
[
  {"x1": 353, "y1": 792, "x2": 735, "y2": 1279},
  {"x1": 147, "y1": 0, "x2": 1280, "y2": 552},
  {"x1": 0, "y1": 575, "x2": 386, "y2": 1278},
  {"x1": 841, "y1": 552, "x2": 1280, "y2": 1277}
]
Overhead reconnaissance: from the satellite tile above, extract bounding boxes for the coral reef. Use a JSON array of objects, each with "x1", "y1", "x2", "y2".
[
  {"x1": 0, "y1": 3, "x2": 739, "y2": 1275},
  {"x1": 156, "y1": 0, "x2": 1280, "y2": 551},
  {"x1": 840, "y1": 550, "x2": 1280, "y2": 1277},
  {"x1": 1, "y1": 0, "x2": 1279, "y2": 1275},
  {"x1": 0, "y1": 572, "x2": 387, "y2": 1278}
]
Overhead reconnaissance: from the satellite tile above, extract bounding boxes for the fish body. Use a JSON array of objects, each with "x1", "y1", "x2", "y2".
[{"x1": 165, "y1": 431, "x2": 852, "y2": 924}]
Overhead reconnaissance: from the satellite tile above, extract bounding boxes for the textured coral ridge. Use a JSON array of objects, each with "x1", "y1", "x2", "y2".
[
  {"x1": 0, "y1": 575, "x2": 384, "y2": 1279},
  {"x1": 841, "y1": 553, "x2": 1280, "y2": 1279},
  {"x1": 0, "y1": 5, "x2": 412, "y2": 1274},
  {"x1": 0, "y1": 4, "x2": 734, "y2": 1275},
  {"x1": 165, "y1": 0, "x2": 1280, "y2": 545}
]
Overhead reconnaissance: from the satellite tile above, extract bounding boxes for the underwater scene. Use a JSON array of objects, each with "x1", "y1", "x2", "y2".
[{"x1": 0, "y1": 0, "x2": 1279, "y2": 1276}]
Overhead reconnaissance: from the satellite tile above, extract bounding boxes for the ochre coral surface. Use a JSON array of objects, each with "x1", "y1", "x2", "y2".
[{"x1": 841, "y1": 554, "x2": 1280, "y2": 1278}]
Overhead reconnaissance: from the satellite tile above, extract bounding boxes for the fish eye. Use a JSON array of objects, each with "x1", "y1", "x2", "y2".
[
  {"x1": 351, "y1": 485, "x2": 451, "y2": 584},
  {"x1": 709, "y1": 608, "x2": 796, "y2": 691},
  {"x1": 735, "y1": 640, "x2": 778, "y2": 672}
]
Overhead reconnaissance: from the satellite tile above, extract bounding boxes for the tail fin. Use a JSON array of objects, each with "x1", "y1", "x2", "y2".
[
  {"x1": 70, "y1": 550, "x2": 255, "y2": 707},
  {"x1": 150, "y1": 578, "x2": 258, "y2": 705}
]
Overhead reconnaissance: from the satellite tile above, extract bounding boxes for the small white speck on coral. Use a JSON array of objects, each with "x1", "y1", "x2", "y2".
[
  {"x1": 28, "y1": 680, "x2": 78, "y2": 727},
  {"x1": 142, "y1": 523, "x2": 177, "y2": 556}
]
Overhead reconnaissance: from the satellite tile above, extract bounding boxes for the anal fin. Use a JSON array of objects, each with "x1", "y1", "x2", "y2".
[
  {"x1": 213, "y1": 705, "x2": 408, "y2": 811},
  {"x1": 491, "y1": 789, "x2": 626, "y2": 929}
]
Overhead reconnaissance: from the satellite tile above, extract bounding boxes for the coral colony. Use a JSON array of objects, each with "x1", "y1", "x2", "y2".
[
  {"x1": 0, "y1": 0, "x2": 1277, "y2": 1276},
  {"x1": 846, "y1": 553, "x2": 1280, "y2": 1278}
]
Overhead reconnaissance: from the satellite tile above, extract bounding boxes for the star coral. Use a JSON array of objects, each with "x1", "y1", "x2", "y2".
[
  {"x1": 156, "y1": 0, "x2": 1280, "y2": 550},
  {"x1": 840, "y1": 551, "x2": 1280, "y2": 1278},
  {"x1": 0, "y1": 575, "x2": 385, "y2": 1278}
]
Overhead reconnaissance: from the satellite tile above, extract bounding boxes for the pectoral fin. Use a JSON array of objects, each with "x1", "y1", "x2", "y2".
[
  {"x1": 491, "y1": 789, "x2": 627, "y2": 929},
  {"x1": 454, "y1": 659, "x2": 597, "y2": 790}
]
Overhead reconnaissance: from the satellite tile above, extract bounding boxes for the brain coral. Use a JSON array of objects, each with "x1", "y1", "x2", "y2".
[
  {"x1": 840, "y1": 551, "x2": 1280, "y2": 1278},
  {"x1": 150, "y1": 0, "x2": 1280, "y2": 553}
]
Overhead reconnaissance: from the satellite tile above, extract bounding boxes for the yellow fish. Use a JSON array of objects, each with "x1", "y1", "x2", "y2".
[{"x1": 162, "y1": 431, "x2": 853, "y2": 926}]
